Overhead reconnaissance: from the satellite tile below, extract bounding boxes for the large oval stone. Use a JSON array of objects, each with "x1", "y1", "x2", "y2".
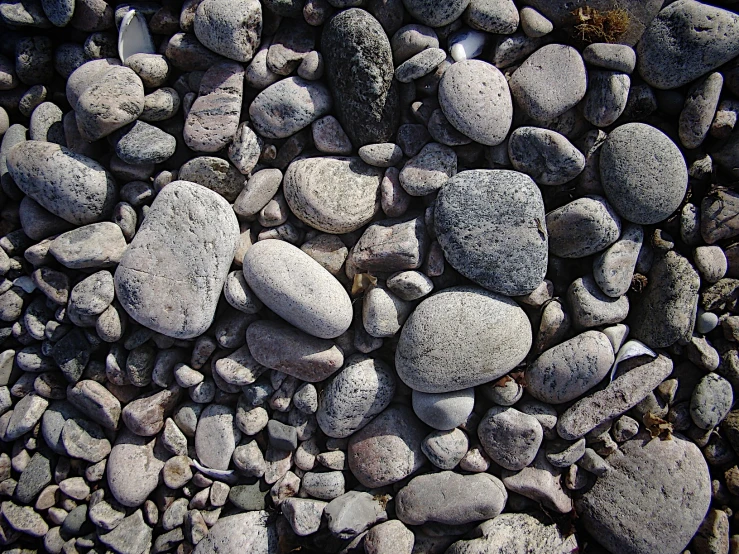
[
  {"x1": 322, "y1": 9, "x2": 399, "y2": 146},
  {"x1": 107, "y1": 429, "x2": 167, "y2": 507},
  {"x1": 435, "y1": 170, "x2": 547, "y2": 296},
  {"x1": 284, "y1": 156, "x2": 383, "y2": 234},
  {"x1": 243, "y1": 239, "x2": 353, "y2": 339},
  {"x1": 577, "y1": 435, "x2": 710, "y2": 554},
  {"x1": 7, "y1": 141, "x2": 117, "y2": 225},
  {"x1": 114, "y1": 181, "x2": 239, "y2": 339},
  {"x1": 438, "y1": 60, "x2": 512, "y2": 146},
  {"x1": 396, "y1": 286, "x2": 532, "y2": 393}
]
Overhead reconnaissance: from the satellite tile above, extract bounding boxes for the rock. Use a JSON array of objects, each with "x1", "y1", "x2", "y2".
[
  {"x1": 115, "y1": 181, "x2": 238, "y2": 339},
  {"x1": 478, "y1": 406, "x2": 543, "y2": 471},
  {"x1": 421, "y1": 428, "x2": 468, "y2": 470},
  {"x1": 508, "y1": 127, "x2": 585, "y2": 186},
  {"x1": 637, "y1": 1, "x2": 739, "y2": 90},
  {"x1": 630, "y1": 251, "x2": 699, "y2": 348},
  {"x1": 437, "y1": 60, "x2": 512, "y2": 146},
  {"x1": 234, "y1": 168, "x2": 282, "y2": 219},
  {"x1": 395, "y1": 48, "x2": 446, "y2": 84},
  {"x1": 192, "y1": 512, "x2": 277, "y2": 554},
  {"x1": 195, "y1": 404, "x2": 238, "y2": 471},
  {"x1": 446, "y1": 513, "x2": 577, "y2": 554},
  {"x1": 694, "y1": 246, "x2": 727, "y2": 284},
  {"x1": 509, "y1": 44, "x2": 587, "y2": 121},
  {"x1": 107, "y1": 429, "x2": 167, "y2": 507},
  {"x1": 391, "y1": 24, "x2": 439, "y2": 64},
  {"x1": 464, "y1": 0, "x2": 517, "y2": 34},
  {"x1": 387, "y1": 271, "x2": 433, "y2": 301},
  {"x1": 184, "y1": 61, "x2": 244, "y2": 153},
  {"x1": 283, "y1": 156, "x2": 383, "y2": 234},
  {"x1": 98, "y1": 509, "x2": 152, "y2": 554},
  {"x1": 583, "y1": 43, "x2": 636, "y2": 73},
  {"x1": 179, "y1": 157, "x2": 245, "y2": 203},
  {"x1": 702, "y1": 189, "x2": 739, "y2": 244},
  {"x1": 502, "y1": 452, "x2": 572, "y2": 513},
  {"x1": 324, "y1": 490, "x2": 387, "y2": 539},
  {"x1": 48, "y1": 223, "x2": 125, "y2": 270},
  {"x1": 267, "y1": 420, "x2": 297, "y2": 451},
  {"x1": 14, "y1": 451, "x2": 52, "y2": 504},
  {"x1": 600, "y1": 123, "x2": 688, "y2": 225},
  {"x1": 250, "y1": 77, "x2": 331, "y2": 140},
  {"x1": 193, "y1": 0, "x2": 261, "y2": 62},
  {"x1": 347, "y1": 404, "x2": 426, "y2": 487},
  {"x1": 401, "y1": 0, "x2": 468, "y2": 27},
  {"x1": 7, "y1": 141, "x2": 116, "y2": 225},
  {"x1": 435, "y1": 170, "x2": 547, "y2": 296},
  {"x1": 317, "y1": 354, "x2": 395, "y2": 438},
  {"x1": 301, "y1": 471, "x2": 345, "y2": 500},
  {"x1": 281, "y1": 498, "x2": 326, "y2": 536},
  {"x1": 546, "y1": 196, "x2": 621, "y2": 258},
  {"x1": 66, "y1": 380, "x2": 121, "y2": 430},
  {"x1": 399, "y1": 143, "x2": 456, "y2": 196},
  {"x1": 322, "y1": 9, "x2": 398, "y2": 146},
  {"x1": 679, "y1": 72, "x2": 723, "y2": 149},
  {"x1": 527, "y1": 331, "x2": 614, "y2": 404},
  {"x1": 69, "y1": 271, "x2": 114, "y2": 316},
  {"x1": 243, "y1": 240, "x2": 352, "y2": 339},
  {"x1": 362, "y1": 285, "x2": 412, "y2": 337},
  {"x1": 365, "y1": 520, "x2": 414, "y2": 554},
  {"x1": 300, "y1": 234, "x2": 348, "y2": 277},
  {"x1": 1, "y1": 500, "x2": 48, "y2": 537},
  {"x1": 246, "y1": 320, "x2": 344, "y2": 382},
  {"x1": 396, "y1": 287, "x2": 531, "y2": 392},
  {"x1": 577, "y1": 435, "x2": 710, "y2": 554},
  {"x1": 411, "y1": 388, "x2": 475, "y2": 431},
  {"x1": 61, "y1": 416, "x2": 111, "y2": 462},
  {"x1": 347, "y1": 215, "x2": 428, "y2": 276},
  {"x1": 567, "y1": 275, "x2": 630, "y2": 329},
  {"x1": 114, "y1": 121, "x2": 176, "y2": 165},
  {"x1": 122, "y1": 385, "x2": 181, "y2": 436},
  {"x1": 557, "y1": 354, "x2": 673, "y2": 440},
  {"x1": 5, "y1": 392, "x2": 48, "y2": 440},
  {"x1": 691, "y1": 373, "x2": 733, "y2": 430},
  {"x1": 228, "y1": 122, "x2": 262, "y2": 175},
  {"x1": 593, "y1": 223, "x2": 643, "y2": 297}
]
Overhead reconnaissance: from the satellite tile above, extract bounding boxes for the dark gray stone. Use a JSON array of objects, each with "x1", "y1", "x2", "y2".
[
  {"x1": 114, "y1": 121, "x2": 176, "y2": 165},
  {"x1": 401, "y1": 0, "x2": 469, "y2": 26}
]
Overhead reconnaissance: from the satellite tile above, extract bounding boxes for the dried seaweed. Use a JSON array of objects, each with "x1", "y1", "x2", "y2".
[{"x1": 572, "y1": 6, "x2": 629, "y2": 44}]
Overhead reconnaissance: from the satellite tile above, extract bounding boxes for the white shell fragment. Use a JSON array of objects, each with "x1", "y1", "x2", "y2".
[
  {"x1": 449, "y1": 29, "x2": 487, "y2": 62},
  {"x1": 609, "y1": 340, "x2": 657, "y2": 382},
  {"x1": 118, "y1": 10, "x2": 155, "y2": 63},
  {"x1": 191, "y1": 459, "x2": 238, "y2": 484}
]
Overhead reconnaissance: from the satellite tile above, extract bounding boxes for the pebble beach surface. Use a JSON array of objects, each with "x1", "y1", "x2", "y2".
[{"x1": 0, "y1": 1, "x2": 738, "y2": 553}]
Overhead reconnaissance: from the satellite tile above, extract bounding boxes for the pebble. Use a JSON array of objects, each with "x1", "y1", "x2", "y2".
[
  {"x1": 465, "y1": 0, "x2": 517, "y2": 34},
  {"x1": 437, "y1": 59, "x2": 512, "y2": 146},
  {"x1": 411, "y1": 388, "x2": 474, "y2": 431},
  {"x1": 193, "y1": 0, "x2": 261, "y2": 62},
  {"x1": 192, "y1": 512, "x2": 275, "y2": 554},
  {"x1": 402, "y1": 0, "x2": 468, "y2": 27},
  {"x1": 399, "y1": 142, "x2": 456, "y2": 196},
  {"x1": 600, "y1": 123, "x2": 688, "y2": 225},
  {"x1": 679, "y1": 72, "x2": 723, "y2": 149},
  {"x1": 577, "y1": 436, "x2": 710, "y2": 554},
  {"x1": 527, "y1": 331, "x2": 614, "y2": 404},
  {"x1": 324, "y1": 490, "x2": 387, "y2": 539},
  {"x1": 281, "y1": 498, "x2": 326, "y2": 536},
  {"x1": 568, "y1": 275, "x2": 630, "y2": 329},
  {"x1": 283, "y1": 156, "x2": 383, "y2": 234},
  {"x1": 396, "y1": 287, "x2": 531, "y2": 392},
  {"x1": 478, "y1": 406, "x2": 543, "y2": 471},
  {"x1": 61, "y1": 417, "x2": 111, "y2": 462},
  {"x1": 546, "y1": 196, "x2": 621, "y2": 258},
  {"x1": 114, "y1": 121, "x2": 176, "y2": 165},
  {"x1": 179, "y1": 157, "x2": 245, "y2": 203},
  {"x1": 358, "y1": 143, "x2": 403, "y2": 168},
  {"x1": 195, "y1": 404, "x2": 238, "y2": 471},
  {"x1": 421, "y1": 428, "x2": 468, "y2": 470},
  {"x1": 395, "y1": 48, "x2": 446, "y2": 84},
  {"x1": 311, "y1": 115, "x2": 353, "y2": 155},
  {"x1": 233, "y1": 168, "x2": 283, "y2": 219},
  {"x1": 98, "y1": 509, "x2": 152, "y2": 554},
  {"x1": 694, "y1": 245, "x2": 727, "y2": 284},
  {"x1": 48, "y1": 222, "x2": 126, "y2": 270},
  {"x1": 184, "y1": 61, "x2": 244, "y2": 153},
  {"x1": 691, "y1": 373, "x2": 733, "y2": 430},
  {"x1": 107, "y1": 429, "x2": 167, "y2": 507},
  {"x1": 5, "y1": 392, "x2": 48, "y2": 440},
  {"x1": 391, "y1": 24, "x2": 439, "y2": 64},
  {"x1": 7, "y1": 141, "x2": 116, "y2": 226},
  {"x1": 702, "y1": 189, "x2": 739, "y2": 244},
  {"x1": 301, "y1": 471, "x2": 345, "y2": 501},
  {"x1": 347, "y1": 404, "x2": 426, "y2": 488},
  {"x1": 593, "y1": 223, "x2": 643, "y2": 297},
  {"x1": 2, "y1": 500, "x2": 49, "y2": 537},
  {"x1": 509, "y1": 44, "x2": 587, "y2": 121},
  {"x1": 502, "y1": 452, "x2": 572, "y2": 513},
  {"x1": 508, "y1": 127, "x2": 585, "y2": 185},
  {"x1": 66, "y1": 380, "x2": 121, "y2": 430},
  {"x1": 322, "y1": 9, "x2": 398, "y2": 146},
  {"x1": 396, "y1": 471, "x2": 506, "y2": 526},
  {"x1": 582, "y1": 70, "x2": 631, "y2": 128},
  {"x1": 14, "y1": 451, "x2": 52, "y2": 504},
  {"x1": 115, "y1": 181, "x2": 238, "y2": 339},
  {"x1": 435, "y1": 170, "x2": 547, "y2": 296},
  {"x1": 637, "y1": 1, "x2": 739, "y2": 90},
  {"x1": 583, "y1": 43, "x2": 636, "y2": 73},
  {"x1": 250, "y1": 77, "x2": 331, "y2": 140},
  {"x1": 365, "y1": 520, "x2": 414, "y2": 554}
]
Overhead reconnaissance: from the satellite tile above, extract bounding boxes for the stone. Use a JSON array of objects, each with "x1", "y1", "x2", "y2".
[
  {"x1": 509, "y1": 44, "x2": 587, "y2": 121},
  {"x1": 702, "y1": 190, "x2": 739, "y2": 244},
  {"x1": 593, "y1": 223, "x2": 643, "y2": 297},
  {"x1": 122, "y1": 385, "x2": 181, "y2": 436},
  {"x1": 582, "y1": 71, "x2": 630, "y2": 128},
  {"x1": 391, "y1": 24, "x2": 439, "y2": 64},
  {"x1": 7, "y1": 141, "x2": 116, "y2": 225},
  {"x1": 637, "y1": 1, "x2": 739, "y2": 90},
  {"x1": 114, "y1": 121, "x2": 175, "y2": 166},
  {"x1": 362, "y1": 285, "x2": 412, "y2": 338},
  {"x1": 347, "y1": 404, "x2": 426, "y2": 488},
  {"x1": 437, "y1": 59, "x2": 512, "y2": 146},
  {"x1": 193, "y1": 0, "x2": 261, "y2": 63},
  {"x1": 691, "y1": 373, "x2": 733, "y2": 430},
  {"x1": 300, "y1": 234, "x2": 348, "y2": 277},
  {"x1": 98, "y1": 509, "x2": 152, "y2": 554},
  {"x1": 193, "y1": 512, "x2": 276, "y2": 553},
  {"x1": 396, "y1": 286, "x2": 531, "y2": 393},
  {"x1": 324, "y1": 490, "x2": 387, "y2": 539},
  {"x1": 421, "y1": 428, "x2": 468, "y2": 470},
  {"x1": 5, "y1": 393, "x2": 48, "y2": 440},
  {"x1": 228, "y1": 122, "x2": 262, "y2": 175},
  {"x1": 478, "y1": 406, "x2": 543, "y2": 471},
  {"x1": 387, "y1": 271, "x2": 433, "y2": 301},
  {"x1": 435, "y1": 170, "x2": 547, "y2": 295},
  {"x1": 195, "y1": 404, "x2": 238, "y2": 471},
  {"x1": 365, "y1": 520, "x2": 414, "y2": 554},
  {"x1": 66, "y1": 380, "x2": 120, "y2": 430},
  {"x1": 250, "y1": 77, "x2": 331, "y2": 139},
  {"x1": 694, "y1": 246, "x2": 727, "y2": 284},
  {"x1": 107, "y1": 429, "x2": 167, "y2": 507},
  {"x1": 546, "y1": 196, "x2": 621, "y2": 258},
  {"x1": 401, "y1": 0, "x2": 468, "y2": 27},
  {"x1": 322, "y1": 9, "x2": 398, "y2": 146},
  {"x1": 446, "y1": 513, "x2": 577, "y2": 554},
  {"x1": 179, "y1": 157, "x2": 245, "y2": 203},
  {"x1": 567, "y1": 275, "x2": 630, "y2": 329},
  {"x1": 184, "y1": 62, "x2": 244, "y2": 153},
  {"x1": 14, "y1": 452, "x2": 51, "y2": 504},
  {"x1": 508, "y1": 127, "x2": 585, "y2": 186},
  {"x1": 115, "y1": 181, "x2": 238, "y2": 339},
  {"x1": 243, "y1": 240, "x2": 352, "y2": 339},
  {"x1": 301, "y1": 471, "x2": 345, "y2": 500},
  {"x1": 411, "y1": 388, "x2": 474, "y2": 431},
  {"x1": 49, "y1": 223, "x2": 126, "y2": 270},
  {"x1": 679, "y1": 72, "x2": 723, "y2": 149},
  {"x1": 69, "y1": 271, "x2": 114, "y2": 316},
  {"x1": 233, "y1": 168, "x2": 282, "y2": 219},
  {"x1": 1, "y1": 500, "x2": 48, "y2": 537},
  {"x1": 61, "y1": 417, "x2": 111, "y2": 462},
  {"x1": 583, "y1": 43, "x2": 636, "y2": 73},
  {"x1": 395, "y1": 48, "x2": 446, "y2": 84},
  {"x1": 284, "y1": 156, "x2": 383, "y2": 234},
  {"x1": 502, "y1": 452, "x2": 572, "y2": 513},
  {"x1": 527, "y1": 331, "x2": 614, "y2": 404},
  {"x1": 630, "y1": 251, "x2": 699, "y2": 348},
  {"x1": 398, "y1": 142, "x2": 455, "y2": 197},
  {"x1": 600, "y1": 123, "x2": 688, "y2": 225},
  {"x1": 577, "y1": 435, "x2": 710, "y2": 554},
  {"x1": 267, "y1": 420, "x2": 298, "y2": 451},
  {"x1": 347, "y1": 215, "x2": 428, "y2": 276},
  {"x1": 464, "y1": 0, "x2": 517, "y2": 34},
  {"x1": 557, "y1": 354, "x2": 674, "y2": 440},
  {"x1": 281, "y1": 498, "x2": 326, "y2": 536}
]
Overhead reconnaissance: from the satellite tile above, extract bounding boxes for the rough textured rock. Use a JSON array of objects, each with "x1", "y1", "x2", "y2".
[
  {"x1": 322, "y1": 9, "x2": 399, "y2": 146},
  {"x1": 478, "y1": 406, "x2": 543, "y2": 471},
  {"x1": 508, "y1": 127, "x2": 585, "y2": 186},
  {"x1": 195, "y1": 404, "x2": 238, "y2": 471},
  {"x1": 396, "y1": 287, "x2": 531, "y2": 393},
  {"x1": 546, "y1": 196, "x2": 621, "y2": 258},
  {"x1": 577, "y1": 435, "x2": 711, "y2": 554},
  {"x1": 193, "y1": 0, "x2": 262, "y2": 63},
  {"x1": 435, "y1": 170, "x2": 547, "y2": 296},
  {"x1": 115, "y1": 181, "x2": 238, "y2": 339},
  {"x1": 107, "y1": 429, "x2": 167, "y2": 507},
  {"x1": 192, "y1": 512, "x2": 277, "y2": 554}
]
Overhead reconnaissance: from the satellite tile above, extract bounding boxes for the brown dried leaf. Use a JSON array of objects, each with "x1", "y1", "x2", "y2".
[
  {"x1": 351, "y1": 273, "x2": 377, "y2": 295},
  {"x1": 643, "y1": 412, "x2": 673, "y2": 440}
]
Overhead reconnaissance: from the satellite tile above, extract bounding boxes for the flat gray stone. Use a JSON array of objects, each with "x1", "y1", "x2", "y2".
[
  {"x1": 582, "y1": 70, "x2": 631, "y2": 128},
  {"x1": 567, "y1": 275, "x2": 630, "y2": 329},
  {"x1": 508, "y1": 126, "x2": 585, "y2": 186},
  {"x1": 50, "y1": 222, "x2": 127, "y2": 269},
  {"x1": 583, "y1": 43, "x2": 636, "y2": 73},
  {"x1": 193, "y1": 0, "x2": 262, "y2": 63},
  {"x1": 478, "y1": 406, "x2": 543, "y2": 471},
  {"x1": 411, "y1": 388, "x2": 474, "y2": 431},
  {"x1": 435, "y1": 170, "x2": 547, "y2": 296},
  {"x1": 192, "y1": 512, "x2": 277, "y2": 554},
  {"x1": 107, "y1": 429, "x2": 167, "y2": 507},
  {"x1": 399, "y1": 142, "x2": 456, "y2": 196},
  {"x1": 179, "y1": 156, "x2": 245, "y2": 203},
  {"x1": 421, "y1": 428, "x2": 468, "y2": 470},
  {"x1": 546, "y1": 195, "x2": 621, "y2": 258},
  {"x1": 691, "y1": 373, "x2": 733, "y2": 430},
  {"x1": 195, "y1": 404, "x2": 238, "y2": 471},
  {"x1": 115, "y1": 181, "x2": 239, "y2": 339},
  {"x1": 593, "y1": 223, "x2": 644, "y2": 298},
  {"x1": 401, "y1": 0, "x2": 469, "y2": 26}
]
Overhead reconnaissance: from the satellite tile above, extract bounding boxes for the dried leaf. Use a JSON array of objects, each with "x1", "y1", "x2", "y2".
[
  {"x1": 643, "y1": 412, "x2": 673, "y2": 440},
  {"x1": 351, "y1": 273, "x2": 377, "y2": 295}
]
